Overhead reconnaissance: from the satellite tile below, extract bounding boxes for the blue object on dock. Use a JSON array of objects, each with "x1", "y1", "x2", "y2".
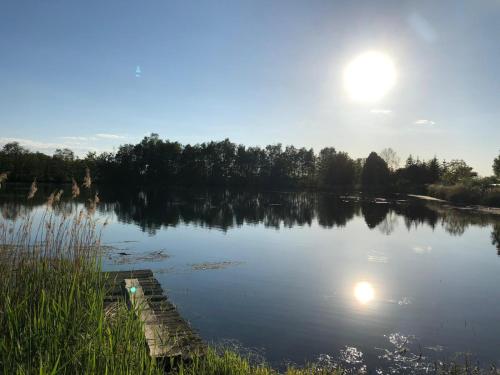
[{"x1": 130, "y1": 286, "x2": 137, "y2": 294}]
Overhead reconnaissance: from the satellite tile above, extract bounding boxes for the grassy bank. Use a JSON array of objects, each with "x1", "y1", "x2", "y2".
[
  {"x1": 0, "y1": 208, "x2": 164, "y2": 374},
  {"x1": 428, "y1": 182, "x2": 500, "y2": 207}
]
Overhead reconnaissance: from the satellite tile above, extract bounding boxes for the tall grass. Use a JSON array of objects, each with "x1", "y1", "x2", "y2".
[{"x1": 0, "y1": 184, "x2": 163, "y2": 374}]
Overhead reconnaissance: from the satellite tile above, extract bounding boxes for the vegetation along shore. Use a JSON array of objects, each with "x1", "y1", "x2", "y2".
[{"x1": 0, "y1": 135, "x2": 499, "y2": 207}]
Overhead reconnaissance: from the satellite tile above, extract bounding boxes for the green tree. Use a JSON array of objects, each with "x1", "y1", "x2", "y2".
[
  {"x1": 493, "y1": 152, "x2": 500, "y2": 179},
  {"x1": 361, "y1": 152, "x2": 390, "y2": 189},
  {"x1": 2, "y1": 142, "x2": 27, "y2": 155},
  {"x1": 427, "y1": 156, "x2": 441, "y2": 183},
  {"x1": 53, "y1": 148, "x2": 75, "y2": 161},
  {"x1": 317, "y1": 148, "x2": 355, "y2": 187},
  {"x1": 441, "y1": 159, "x2": 477, "y2": 185}
]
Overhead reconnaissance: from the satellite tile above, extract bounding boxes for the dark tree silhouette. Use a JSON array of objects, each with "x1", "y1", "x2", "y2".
[
  {"x1": 3, "y1": 142, "x2": 27, "y2": 156},
  {"x1": 317, "y1": 148, "x2": 356, "y2": 188},
  {"x1": 492, "y1": 224, "x2": 500, "y2": 256},
  {"x1": 493, "y1": 152, "x2": 500, "y2": 179},
  {"x1": 1, "y1": 135, "x2": 498, "y2": 209},
  {"x1": 361, "y1": 152, "x2": 390, "y2": 189},
  {"x1": 361, "y1": 201, "x2": 390, "y2": 228}
]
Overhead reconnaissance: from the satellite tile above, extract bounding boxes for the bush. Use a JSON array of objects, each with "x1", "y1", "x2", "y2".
[
  {"x1": 481, "y1": 187, "x2": 500, "y2": 207},
  {"x1": 428, "y1": 183, "x2": 500, "y2": 207}
]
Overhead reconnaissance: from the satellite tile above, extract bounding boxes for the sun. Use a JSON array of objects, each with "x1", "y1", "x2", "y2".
[
  {"x1": 354, "y1": 281, "x2": 375, "y2": 304},
  {"x1": 343, "y1": 51, "x2": 396, "y2": 103}
]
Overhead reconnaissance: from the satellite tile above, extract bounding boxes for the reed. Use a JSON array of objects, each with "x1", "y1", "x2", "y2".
[
  {"x1": 83, "y1": 167, "x2": 92, "y2": 189},
  {"x1": 71, "y1": 178, "x2": 80, "y2": 198},
  {"x1": 0, "y1": 172, "x2": 8, "y2": 188},
  {"x1": 0, "y1": 183, "x2": 163, "y2": 374},
  {"x1": 27, "y1": 178, "x2": 37, "y2": 199}
]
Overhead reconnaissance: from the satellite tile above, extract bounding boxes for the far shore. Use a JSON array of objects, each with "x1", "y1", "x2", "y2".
[{"x1": 408, "y1": 194, "x2": 500, "y2": 215}]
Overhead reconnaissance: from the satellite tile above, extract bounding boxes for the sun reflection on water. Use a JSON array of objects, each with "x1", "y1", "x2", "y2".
[{"x1": 354, "y1": 281, "x2": 375, "y2": 304}]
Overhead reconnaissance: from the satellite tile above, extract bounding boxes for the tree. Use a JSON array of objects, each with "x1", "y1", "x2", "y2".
[
  {"x1": 406, "y1": 155, "x2": 415, "y2": 168},
  {"x1": 316, "y1": 147, "x2": 336, "y2": 186},
  {"x1": 295, "y1": 147, "x2": 316, "y2": 186},
  {"x1": 317, "y1": 148, "x2": 355, "y2": 187},
  {"x1": 361, "y1": 152, "x2": 390, "y2": 188},
  {"x1": 427, "y1": 157, "x2": 441, "y2": 183},
  {"x1": 492, "y1": 224, "x2": 500, "y2": 255},
  {"x1": 53, "y1": 148, "x2": 75, "y2": 161},
  {"x1": 353, "y1": 158, "x2": 365, "y2": 186},
  {"x1": 2, "y1": 142, "x2": 27, "y2": 155},
  {"x1": 441, "y1": 159, "x2": 477, "y2": 185},
  {"x1": 380, "y1": 148, "x2": 400, "y2": 171},
  {"x1": 493, "y1": 152, "x2": 500, "y2": 179}
]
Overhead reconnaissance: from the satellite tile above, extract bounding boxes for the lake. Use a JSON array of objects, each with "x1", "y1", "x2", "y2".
[{"x1": 1, "y1": 184, "x2": 500, "y2": 373}]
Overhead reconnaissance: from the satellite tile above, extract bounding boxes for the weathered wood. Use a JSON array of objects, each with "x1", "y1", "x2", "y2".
[
  {"x1": 125, "y1": 278, "x2": 170, "y2": 357},
  {"x1": 103, "y1": 270, "x2": 206, "y2": 362}
]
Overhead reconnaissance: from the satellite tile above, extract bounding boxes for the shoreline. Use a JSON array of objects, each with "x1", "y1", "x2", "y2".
[{"x1": 408, "y1": 194, "x2": 500, "y2": 215}]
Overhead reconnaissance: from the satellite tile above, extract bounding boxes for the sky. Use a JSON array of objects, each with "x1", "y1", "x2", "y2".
[{"x1": 0, "y1": 0, "x2": 499, "y2": 175}]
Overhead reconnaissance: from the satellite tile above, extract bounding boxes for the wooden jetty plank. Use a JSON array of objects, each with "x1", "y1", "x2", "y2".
[
  {"x1": 125, "y1": 278, "x2": 172, "y2": 357},
  {"x1": 104, "y1": 270, "x2": 153, "y2": 281},
  {"x1": 104, "y1": 270, "x2": 206, "y2": 361}
]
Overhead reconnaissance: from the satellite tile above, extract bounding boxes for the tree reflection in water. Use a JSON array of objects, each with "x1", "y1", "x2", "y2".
[
  {"x1": 492, "y1": 224, "x2": 500, "y2": 256},
  {"x1": 0, "y1": 186, "x2": 499, "y2": 253}
]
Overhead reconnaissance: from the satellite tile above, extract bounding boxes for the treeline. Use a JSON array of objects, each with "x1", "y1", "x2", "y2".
[{"x1": 0, "y1": 134, "x2": 499, "y2": 196}]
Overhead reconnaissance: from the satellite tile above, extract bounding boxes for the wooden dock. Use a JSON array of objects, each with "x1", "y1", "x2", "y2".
[{"x1": 103, "y1": 269, "x2": 206, "y2": 362}]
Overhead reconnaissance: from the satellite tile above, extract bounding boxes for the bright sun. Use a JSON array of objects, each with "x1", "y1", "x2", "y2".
[
  {"x1": 354, "y1": 281, "x2": 375, "y2": 304},
  {"x1": 343, "y1": 51, "x2": 396, "y2": 103}
]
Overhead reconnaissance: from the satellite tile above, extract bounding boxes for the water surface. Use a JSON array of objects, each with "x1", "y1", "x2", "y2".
[{"x1": 1, "y1": 185, "x2": 499, "y2": 373}]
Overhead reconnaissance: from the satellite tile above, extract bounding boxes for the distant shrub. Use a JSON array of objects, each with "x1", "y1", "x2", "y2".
[
  {"x1": 481, "y1": 187, "x2": 500, "y2": 207},
  {"x1": 428, "y1": 183, "x2": 500, "y2": 207}
]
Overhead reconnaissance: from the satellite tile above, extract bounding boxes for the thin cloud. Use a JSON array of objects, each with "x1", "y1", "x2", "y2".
[
  {"x1": 414, "y1": 119, "x2": 436, "y2": 126},
  {"x1": 1, "y1": 137, "x2": 66, "y2": 150},
  {"x1": 370, "y1": 109, "x2": 392, "y2": 115},
  {"x1": 95, "y1": 133, "x2": 126, "y2": 139},
  {"x1": 60, "y1": 136, "x2": 89, "y2": 141},
  {"x1": 0, "y1": 137, "x2": 99, "y2": 155}
]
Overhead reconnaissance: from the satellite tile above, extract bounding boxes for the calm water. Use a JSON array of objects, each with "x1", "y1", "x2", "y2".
[{"x1": 2, "y1": 184, "x2": 500, "y2": 373}]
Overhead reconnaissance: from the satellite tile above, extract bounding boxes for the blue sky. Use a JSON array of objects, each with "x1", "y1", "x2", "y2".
[{"x1": 0, "y1": 0, "x2": 498, "y2": 175}]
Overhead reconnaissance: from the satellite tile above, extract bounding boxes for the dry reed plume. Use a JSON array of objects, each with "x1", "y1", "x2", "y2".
[
  {"x1": 54, "y1": 189, "x2": 63, "y2": 203},
  {"x1": 72, "y1": 178, "x2": 80, "y2": 198},
  {"x1": 45, "y1": 189, "x2": 64, "y2": 209},
  {"x1": 86, "y1": 193, "x2": 100, "y2": 215},
  {"x1": 0, "y1": 172, "x2": 8, "y2": 189},
  {"x1": 1, "y1": 169, "x2": 102, "y2": 270},
  {"x1": 27, "y1": 178, "x2": 37, "y2": 199},
  {"x1": 83, "y1": 167, "x2": 92, "y2": 189},
  {"x1": 46, "y1": 191, "x2": 55, "y2": 207}
]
